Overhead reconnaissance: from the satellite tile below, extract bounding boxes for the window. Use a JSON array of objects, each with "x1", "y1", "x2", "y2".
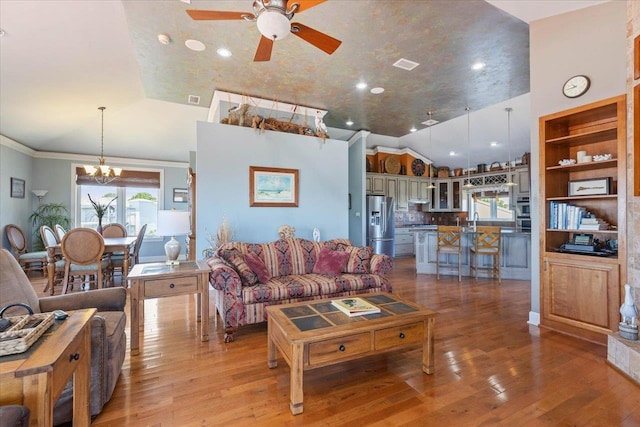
[
  {"x1": 74, "y1": 166, "x2": 162, "y2": 237},
  {"x1": 468, "y1": 191, "x2": 514, "y2": 221}
]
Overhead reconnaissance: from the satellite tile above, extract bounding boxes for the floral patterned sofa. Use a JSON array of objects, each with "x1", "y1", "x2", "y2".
[{"x1": 207, "y1": 238, "x2": 393, "y2": 342}]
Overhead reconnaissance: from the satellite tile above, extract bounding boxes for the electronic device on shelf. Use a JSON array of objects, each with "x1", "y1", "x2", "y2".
[{"x1": 556, "y1": 233, "x2": 616, "y2": 256}]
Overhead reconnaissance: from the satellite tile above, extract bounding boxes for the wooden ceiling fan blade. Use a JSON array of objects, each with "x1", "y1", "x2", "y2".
[
  {"x1": 291, "y1": 22, "x2": 342, "y2": 55},
  {"x1": 186, "y1": 10, "x2": 248, "y2": 20},
  {"x1": 254, "y1": 36, "x2": 273, "y2": 62},
  {"x1": 293, "y1": 0, "x2": 327, "y2": 13}
]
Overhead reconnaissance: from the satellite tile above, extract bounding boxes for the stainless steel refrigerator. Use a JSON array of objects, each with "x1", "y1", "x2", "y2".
[{"x1": 366, "y1": 195, "x2": 395, "y2": 257}]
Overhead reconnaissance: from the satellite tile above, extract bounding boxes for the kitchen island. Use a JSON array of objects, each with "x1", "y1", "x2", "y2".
[{"x1": 415, "y1": 228, "x2": 531, "y2": 280}]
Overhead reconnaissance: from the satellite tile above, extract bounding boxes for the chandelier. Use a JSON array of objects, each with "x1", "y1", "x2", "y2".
[
  {"x1": 463, "y1": 107, "x2": 474, "y2": 189},
  {"x1": 84, "y1": 107, "x2": 122, "y2": 185},
  {"x1": 425, "y1": 111, "x2": 436, "y2": 190}
]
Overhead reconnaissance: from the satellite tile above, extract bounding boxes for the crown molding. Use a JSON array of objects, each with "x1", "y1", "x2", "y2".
[
  {"x1": 366, "y1": 146, "x2": 432, "y2": 164},
  {"x1": 1, "y1": 135, "x2": 188, "y2": 168}
]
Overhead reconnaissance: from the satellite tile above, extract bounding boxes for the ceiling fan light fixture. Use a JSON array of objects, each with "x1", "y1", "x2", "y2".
[{"x1": 257, "y1": 11, "x2": 291, "y2": 40}]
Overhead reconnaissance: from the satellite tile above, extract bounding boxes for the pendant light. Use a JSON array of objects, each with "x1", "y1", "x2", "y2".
[
  {"x1": 504, "y1": 107, "x2": 517, "y2": 187},
  {"x1": 84, "y1": 107, "x2": 122, "y2": 185},
  {"x1": 463, "y1": 107, "x2": 474, "y2": 189},
  {"x1": 426, "y1": 111, "x2": 436, "y2": 190}
]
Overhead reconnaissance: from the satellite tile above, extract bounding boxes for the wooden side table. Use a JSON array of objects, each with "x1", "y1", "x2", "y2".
[
  {"x1": 0, "y1": 308, "x2": 95, "y2": 426},
  {"x1": 127, "y1": 261, "x2": 210, "y2": 355}
]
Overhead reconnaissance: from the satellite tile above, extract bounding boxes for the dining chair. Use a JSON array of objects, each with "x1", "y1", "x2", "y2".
[
  {"x1": 469, "y1": 226, "x2": 502, "y2": 284},
  {"x1": 40, "y1": 225, "x2": 66, "y2": 295},
  {"x1": 102, "y1": 223, "x2": 127, "y2": 238},
  {"x1": 109, "y1": 224, "x2": 146, "y2": 284},
  {"x1": 4, "y1": 224, "x2": 47, "y2": 276},
  {"x1": 436, "y1": 225, "x2": 462, "y2": 282},
  {"x1": 60, "y1": 228, "x2": 110, "y2": 294},
  {"x1": 54, "y1": 224, "x2": 68, "y2": 242}
]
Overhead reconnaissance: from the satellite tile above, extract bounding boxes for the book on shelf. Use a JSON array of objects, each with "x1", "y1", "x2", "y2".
[{"x1": 331, "y1": 297, "x2": 380, "y2": 317}]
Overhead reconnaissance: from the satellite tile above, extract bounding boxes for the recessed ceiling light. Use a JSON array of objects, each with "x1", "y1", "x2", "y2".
[
  {"x1": 346, "y1": 120, "x2": 354, "y2": 126},
  {"x1": 410, "y1": 127, "x2": 417, "y2": 132},
  {"x1": 393, "y1": 58, "x2": 420, "y2": 71},
  {"x1": 217, "y1": 48, "x2": 232, "y2": 57},
  {"x1": 158, "y1": 34, "x2": 171, "y2": 45},
  {"x1": 356, "y1": 82, "x2": 367, "y2": 90},
  {"x1": 490, "y1": 141, "x2": 498, "y2": 147},
  {"x1": 472, "y1": 61, "x2": 485, "y2": 70},
  {"x1": 370, "y1": 87, "x2": 384, "y2": 94},
  {"x1": 185, "y1": 39, "x2": 206, "y2": 51},
  {"x1": 449, "y1": 151, "x2": 455, "y2": 156}
]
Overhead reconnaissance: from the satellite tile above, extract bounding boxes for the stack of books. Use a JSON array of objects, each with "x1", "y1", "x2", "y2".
[
  {"x1": 578, "y1": 216, "x2": 609, "y2": 230},
  {"x1": 331, "y1": 297, "x2": 380, "y2": 317}
]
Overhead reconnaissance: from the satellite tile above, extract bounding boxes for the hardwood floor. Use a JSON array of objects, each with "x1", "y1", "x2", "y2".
[{"x1": 30, "y1": 258, "x2": 639, "y2": 426}]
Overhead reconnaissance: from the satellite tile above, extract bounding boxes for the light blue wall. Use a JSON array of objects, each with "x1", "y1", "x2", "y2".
[
  {"x1": 348, "y1": 133, "x2": 367, "y2": 246},
  {"x1": 1, "y1": 144, "x2": 35, "y2": 250},
  {"x1": 1, "y1": 142, "x2": 189, "y2": 259},
  {"x1": 195, "y1": 122, "x2": 349, "y2": 256}
]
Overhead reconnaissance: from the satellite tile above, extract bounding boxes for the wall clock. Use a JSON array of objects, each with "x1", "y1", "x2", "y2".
[
  {"x1": 411, "y1": 159, "x2": 425, "y2": 176},
  {"x1": 562, "y1": 75, "x2": 591, "y2": 98}
]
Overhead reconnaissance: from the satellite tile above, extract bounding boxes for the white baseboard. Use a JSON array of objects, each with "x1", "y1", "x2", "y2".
[{"x1": 528, "y1": 311, "x2": 540, "y2": 326}]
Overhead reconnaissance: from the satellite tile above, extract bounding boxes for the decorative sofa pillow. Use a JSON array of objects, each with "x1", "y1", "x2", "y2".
[
  {"x1": 244, "y1": 252, "x2": 272, "y2": 284},
  {"x1": 312, "y1": 246, "x2": 349, "y2": 275},
  {"x1": 218, "y1": 248, "x2": 258, "y2": 286},
  {"x1": 339, "y1": 246, "x2": 373, "y2": 274}
]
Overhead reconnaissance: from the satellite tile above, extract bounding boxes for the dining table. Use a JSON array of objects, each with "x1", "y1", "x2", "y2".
[{"x1": 45, "y1": 236, "x2": 137, "y2": 293}]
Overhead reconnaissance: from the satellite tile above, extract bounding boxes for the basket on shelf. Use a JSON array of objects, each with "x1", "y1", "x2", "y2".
[
  {"x1": 489, "y1": 161, "x2": 503, "y2": 171},
  {"x1": 0, "y1": 304, "x2": 55, "y2": 356},
  {"x1": 437, "y1": 166, "x2": 450, "y2": 178}
]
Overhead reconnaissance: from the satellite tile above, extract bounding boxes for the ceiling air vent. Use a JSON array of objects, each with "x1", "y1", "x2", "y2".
[
  {"x1": 393, "y1": 58, "x2": 420, "y2": 71},
  {"x1": 421, "y1": 118, "x2": 439, "y2": 126},
  {"x1": 188, "y1": 95, "x2": 200, "y2": 105}
]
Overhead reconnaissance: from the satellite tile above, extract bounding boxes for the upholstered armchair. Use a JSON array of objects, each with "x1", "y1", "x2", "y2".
[{"x1": 0, "y1": 249, "x2": 126, "y2": 425}]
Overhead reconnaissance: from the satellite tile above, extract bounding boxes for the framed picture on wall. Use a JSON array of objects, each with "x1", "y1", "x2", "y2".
[
  {"x1": 10, "y1": 177, "x2": 25, "y2": 198},
  {"x1": 249, "y1": 166, "x2": 299, "y2": 207},
  {"x1": 173, "y1": 188, "x2": 188, "y2": 203}
]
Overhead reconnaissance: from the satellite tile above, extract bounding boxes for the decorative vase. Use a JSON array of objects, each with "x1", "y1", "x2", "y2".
[
  {"x1": 97, "y1": 217, "x2": 103, "y2": 235},
  {"x1": 619, "y1": 284, "x2": 639, "y2": 341}
]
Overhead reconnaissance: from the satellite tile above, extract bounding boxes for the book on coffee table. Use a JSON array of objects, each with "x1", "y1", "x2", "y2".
[{"x1": 331, "y1": 297, "x2": 380, "y2": 317}]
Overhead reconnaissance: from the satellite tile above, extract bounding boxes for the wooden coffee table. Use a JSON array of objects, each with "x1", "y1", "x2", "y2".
[{"x1": 266, "y1": 293, "x2": 437, "y2": 415}]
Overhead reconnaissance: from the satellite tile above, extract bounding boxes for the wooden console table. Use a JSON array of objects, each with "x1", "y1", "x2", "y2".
[
  {"x1": 266, "y1": 293, "x2": 437, "y2": 415},
  {"x1": 0, "y1": 308, "x2": 95, "y2": 426},
  {"x1": 127, "y1": 261, "x2": 210, "y2": 356}
]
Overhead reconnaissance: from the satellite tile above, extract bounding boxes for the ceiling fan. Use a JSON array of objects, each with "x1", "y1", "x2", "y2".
[{"x1": 186, "y1": 0, "x2": 342, "y2": 62}]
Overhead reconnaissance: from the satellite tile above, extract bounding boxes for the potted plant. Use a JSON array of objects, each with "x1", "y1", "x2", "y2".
[
  {"x1": 29, "y1": 202, "x2": 72, "y2": 250},
  {"x1": 88, "y1": 194, "x2": 117, "y2": 234}
]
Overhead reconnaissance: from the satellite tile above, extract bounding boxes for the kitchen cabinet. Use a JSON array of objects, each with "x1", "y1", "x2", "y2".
[
  {"x1": 386, "y1": 176, "x2": 409, "y2": 211},
  {"x1": 408, "y1": 178, "x2": 430, "y2": 203},
  {"x1": 539, "y1": 94, "x2": 626, "y2": 344},
  {"x1": 366, "y1": 173, "x2": 386, "y2": 195},
  {"x1": 429, "y1": 179, "x2": 463, "y2": 211},
  {"x1": 394, "y1": 228, "x2": 414, "y2": 257},
  {"x1": 515, "y1": 167, "x2": 530, "y2": 197}
]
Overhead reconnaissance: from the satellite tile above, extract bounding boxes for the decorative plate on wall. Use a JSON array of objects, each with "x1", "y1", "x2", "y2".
[
  {"x1": 411, "y1": 159, "x2": 425, "y2": 176},
  {"x1": 385, "y1": 156, "x2": 401, "y2": 174}
]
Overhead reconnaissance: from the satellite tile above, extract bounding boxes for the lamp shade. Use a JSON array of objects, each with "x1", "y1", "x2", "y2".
[{"x1": 157, "y1": 210, "x2": 190, "y2": 237}]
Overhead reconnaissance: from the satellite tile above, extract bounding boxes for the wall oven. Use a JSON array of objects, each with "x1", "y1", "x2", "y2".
[
  {"x1": 517, "y1": 216, "x2": 531, "y2": 232},
  {"x1": 516, "y1": 196, "x2": 530, "y2": 217}
]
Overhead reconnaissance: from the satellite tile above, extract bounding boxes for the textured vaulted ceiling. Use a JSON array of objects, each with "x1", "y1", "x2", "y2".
[
  {"x1": 124, "y1": 0, "x2": 530, "y2": 138},
  {"x1": 0, "y1": 1, "x2": 609, "y2": 167}
]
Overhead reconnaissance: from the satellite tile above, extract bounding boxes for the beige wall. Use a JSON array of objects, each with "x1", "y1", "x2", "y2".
[
  {"x1": 529, "y1": 1, "x2": 627, "y2": 317},
  {"x1": 627, "y1": 2, "x2": 640, "y2": 289}
]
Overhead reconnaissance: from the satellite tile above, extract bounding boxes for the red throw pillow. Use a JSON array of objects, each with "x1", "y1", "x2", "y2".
[
  {"x1": 244, "y1": 252, "x2": 272, "y2": 284},
  {"x1": 312, "y1": 247, "x2": 349, "y2": 275}
]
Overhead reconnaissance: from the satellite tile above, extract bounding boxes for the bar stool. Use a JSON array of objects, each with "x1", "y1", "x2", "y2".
[
  {"x1": 469, "y1": 226, "x2": 501, "y2": 283},
  {"x1": 436, "y1": 225, "x2": 462, "y2": 282}
]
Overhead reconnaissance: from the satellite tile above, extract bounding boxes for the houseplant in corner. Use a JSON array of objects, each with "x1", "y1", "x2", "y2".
[
  {"x1": 88, "y1": 194, "x2": 117, "y2": 234},
  {"x1": 29, "y1": 202, "x2": 71, "y2": 250}
]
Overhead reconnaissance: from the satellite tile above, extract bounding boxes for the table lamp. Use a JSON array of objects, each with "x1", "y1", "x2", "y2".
[{"x1": 157, "y1": 210, "x2": 191, "y2": 266}]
